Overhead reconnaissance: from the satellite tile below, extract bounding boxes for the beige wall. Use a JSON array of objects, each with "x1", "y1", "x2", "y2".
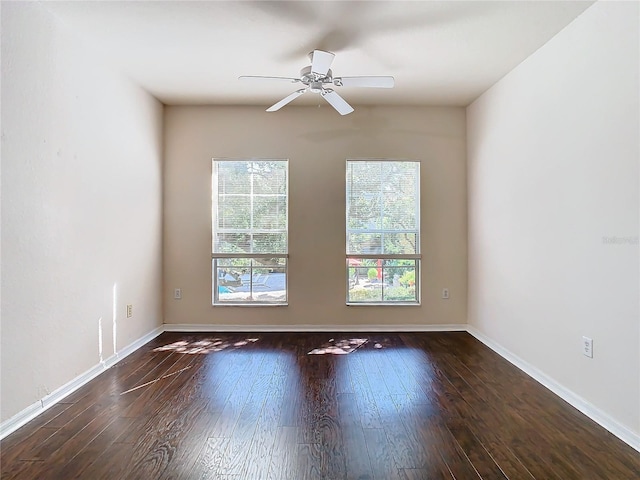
[
  {"x1": 164, "y1": 105, "x2": 467, "y2": 328},
  {"x1": 467, "y1": 1, "x2": 639, "y2": 439},
  {"x1": 1, "y1": 2, "x2": 164, "y2": 422}
]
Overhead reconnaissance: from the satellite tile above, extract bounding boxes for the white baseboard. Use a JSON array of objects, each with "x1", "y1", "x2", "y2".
[
  {"x1": 467, "y1": 326, "x2": 640, "y2": 453},
  {"x1": 163, "y1": 323, "x2": 467, "y2": 333},
  {"x1": 0, "y1": 326, "x2": 163, "y2": 440}
]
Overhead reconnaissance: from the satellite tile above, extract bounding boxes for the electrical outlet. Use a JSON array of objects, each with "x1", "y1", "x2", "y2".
[
  {"x1": 442, "y1": 288, "x2": 450, "y2": 299},
  {"x1": 174, "y1": 288, "x2": 182, "y2": 300},
  {"x1": 126, "y1": 304, "x2": 133, "y2": 318},
  {"x1": 582, "y1": 336, "x2": 593, "y2": 358}
]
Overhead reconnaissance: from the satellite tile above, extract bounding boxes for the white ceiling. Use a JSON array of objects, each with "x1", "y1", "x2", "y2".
[{"x1": 44, "y1": 0, "x2": 594, "y2": 107}]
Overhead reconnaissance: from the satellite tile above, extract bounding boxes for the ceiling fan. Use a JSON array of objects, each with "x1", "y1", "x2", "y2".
[{"x1": 239, "y1": 50, "x2": 394, "y2": 115}]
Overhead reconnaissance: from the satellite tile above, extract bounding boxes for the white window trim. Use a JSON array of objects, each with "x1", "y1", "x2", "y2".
[
  {"x1": 346, "y1": 159, "x2": 421, "y2": 305},
  {"x1": 212, "y1": 159, "x2": 289, "y2": 306}
]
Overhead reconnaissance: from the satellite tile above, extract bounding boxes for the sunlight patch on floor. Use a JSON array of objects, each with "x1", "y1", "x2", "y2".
[
  {"x1": 308, "y1": 338, "x2": 368, "y2": 355},
  {"x1": 153, "y1": 337, "x2": 260, "y2": 354}
]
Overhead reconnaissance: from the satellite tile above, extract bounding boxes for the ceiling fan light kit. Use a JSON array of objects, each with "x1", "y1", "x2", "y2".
[{"x1": 239, "y1": 49, "x2": 394, "y2": 115}]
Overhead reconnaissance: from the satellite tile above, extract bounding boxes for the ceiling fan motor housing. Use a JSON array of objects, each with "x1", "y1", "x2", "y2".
[{"x1": 300, "y1": 65, "x2": 332, "y2": 92}]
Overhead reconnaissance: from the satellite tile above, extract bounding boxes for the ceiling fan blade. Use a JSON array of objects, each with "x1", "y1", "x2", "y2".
[
  {"x1": 266, "y1": 89, "x2": 306, "y2": 112},
  {"x1": 239, "y1": 75, "x2": 300, "y2": 83},
  {"x1": 311, "y1": 50, "x2": 335, "y2": 76},
  {"x1": 321, "y1": 89, "x2": 354, "y2": 116},
  {"x1": 334, "y1": 76, "x2": 395, "y2": 88}
]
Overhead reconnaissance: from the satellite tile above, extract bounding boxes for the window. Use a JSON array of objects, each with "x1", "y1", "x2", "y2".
[
  {"x1": 346, "y1": 160, "x2": 420, "y2": 304},
  {"x1": 212, "y1": 160, "x2": 288, "y2": 305}
]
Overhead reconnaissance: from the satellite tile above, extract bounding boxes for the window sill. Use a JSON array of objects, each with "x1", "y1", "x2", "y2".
[
  {"x1": 213, "y1": 303, "x2": 288, "y2": 307},
  {"x1": 346, "y1": 302, "x2": 421, "y2": 307}
]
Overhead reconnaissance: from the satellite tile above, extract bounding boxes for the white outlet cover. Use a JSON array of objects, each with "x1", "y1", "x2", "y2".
[{"x1": 582, "y1": 336, "x2": 593, "y2": 358}]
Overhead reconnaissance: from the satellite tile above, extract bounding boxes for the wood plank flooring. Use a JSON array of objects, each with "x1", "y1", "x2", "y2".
[{"x1": 1, "y1": 332, "x2": 639, "y2": 479}]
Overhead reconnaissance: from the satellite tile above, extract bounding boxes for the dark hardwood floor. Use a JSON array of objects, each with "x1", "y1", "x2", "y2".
[{"x1": 1, "y1": 332, "x2": 639, "y2": 479}]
